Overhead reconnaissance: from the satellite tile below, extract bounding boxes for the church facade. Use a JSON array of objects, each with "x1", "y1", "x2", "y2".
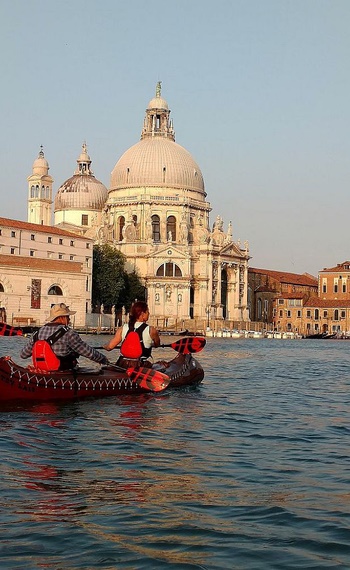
[{"x1": 30, "y1": 84, "x2": 250, "y2": 325}]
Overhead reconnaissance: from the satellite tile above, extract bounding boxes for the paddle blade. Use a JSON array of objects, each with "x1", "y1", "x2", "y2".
[
  {"x1": 0, "y1": 323, "x2": 23, "y2": 336},
  {"x1": 127, "y1": 367, "x2": 170, "y2": 392},
  {"x1": 171, "y1": 337, "x2": 206, "y2": 354}
]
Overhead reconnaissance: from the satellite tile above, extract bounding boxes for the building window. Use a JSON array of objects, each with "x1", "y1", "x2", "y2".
[
  {"x1": 343, "y1": 282, "x2": 346, "y2": 293},
  {"x1": 86, "y1": 242, "x2": 90, "y2": 249},
  {"x1": 30, "y1": 250, "x2": 34, "y2": 257},
  {"x1": 86, "y1": 277, "x2": 89, "y2": 292},
  {"x1": 334, "y1": 310, "x2": 339, "y2": 321},
  {"x1": 323, "y1": 310, "x2": 328, "y2": 318},
  {"x1": 11, "y1": 231, "x2": 16, "y2": 238},
  {"x1": 82, "y1": 214, "x2": 88, "y2": 226},
  {"x1": 341, "y1": 310, "x2": 346, "y2": 318},
  {"x1": 70, "y1": 255, "x2": 74, "y2": 261},
  {"x1": 48, "y1": 236, "x2": 52, "y2": 243},
  {"x1": 287, "y1": 310, "x2": 291, "y2": 318},
  {"x1": 48, "y1": 285, "x2": 63, "y2": 295},
  {"x1": 306, "y1": 310, "x2": 311, "y2": 318},
  {"x1": 334, "y1": 279, "x2": 338, "y2": 293},
  {"x1": 297, "y1": 310, "x2": 301, "y2": 318},
  {"x1": 166, "y1": 215, "x2": 176, "y2": 241},
  {"x1": 85, "y1": 257, "x2": 90, "y2": 267},
  {"x1": 156, "y1": 262, "x2": 182, "y2": 277},
  {"x1": 10, "y1": 248, "x2": 15, "y2": 254},
  {"x1": 59, "y1": 238, "x2": 63, "y2": 245},
  {"x1": 0, "y1": 283, "x2": 4, "y2": 292},
  {"x1": 278, "y1": 299, "x2": 284, "y2": 305},
  {"x1": 30, "y1": 234, "x2": 35, "y2": 241},
  {"x1": 118, "y1": 216, "x2": 125, "y2": 241},
  {"x1": 315, "y1": 309, "x2": 319, "y2": 320},
  {"x1": 70, "y1": 240, "x2": 74, "y2": 247},
  {"x1": 152, "y1": 215, "x2": 161, "y2": 242},
  {"x1": 58, "y1": 253, "x2": 63, "y2": 260}
]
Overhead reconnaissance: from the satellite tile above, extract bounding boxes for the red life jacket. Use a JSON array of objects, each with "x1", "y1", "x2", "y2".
[
  {"x1": 120, "y1": 323, "x2": 148, "y2": 359},
  {"x1": 32, "y1": 326, "x2": 68, "y2": 371}
]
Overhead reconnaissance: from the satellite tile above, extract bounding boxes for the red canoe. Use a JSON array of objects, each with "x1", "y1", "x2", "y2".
[{"x1": 0, "y1": 353, "x2": 204, "y2": 402}]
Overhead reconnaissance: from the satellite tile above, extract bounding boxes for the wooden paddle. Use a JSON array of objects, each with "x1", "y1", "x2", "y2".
[
  {"x1": 104, "y1": 363, "x2": 170, "y2": 392},
  {"x1": 95, "y1": 337, "x2": 206, "y2": 354},
  {"x1": 0, "y1": 323, "x2": 23, "y2": 336}
]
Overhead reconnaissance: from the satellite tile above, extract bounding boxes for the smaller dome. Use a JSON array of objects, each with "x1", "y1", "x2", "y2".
[
  {"x1": 54, "y1": 175, "x2": 108, "y2": 211},
  {"x1": 54, "y1": 144, "x2": 107, "y2": 211},
  {"x1": 147, "y1": 96, "x2": 169, "y2": 110}
]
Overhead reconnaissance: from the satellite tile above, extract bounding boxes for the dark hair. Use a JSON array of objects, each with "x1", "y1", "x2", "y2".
[{"x1": 129, "y1": 301, "x2": 149, "y2": 328}]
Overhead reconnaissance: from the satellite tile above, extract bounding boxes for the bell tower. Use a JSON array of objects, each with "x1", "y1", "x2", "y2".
[{"x1": 27, "y1": 146, "x2": 53, "y2": 226}]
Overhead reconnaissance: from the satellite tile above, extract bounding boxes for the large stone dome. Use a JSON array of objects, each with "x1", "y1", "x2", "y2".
[
  {"x1": 54, "y1": 144, "x2": 108, "y2": 211},
  {"x1": 110, "y1": 137, "x2": 205, "y2": 196}
]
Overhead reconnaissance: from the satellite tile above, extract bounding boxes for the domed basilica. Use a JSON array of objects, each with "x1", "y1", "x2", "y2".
[{"x1": 28, "y1": 83, "x2": 250, "y2": 324}]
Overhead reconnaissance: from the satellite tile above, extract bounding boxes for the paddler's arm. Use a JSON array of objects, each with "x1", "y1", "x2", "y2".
[
  {"x1": 103, "y1": 327, "x2": 123, "y2": 351},
  {"x1": 150, "y1": 326, "x2": 160, "y2": 348}
]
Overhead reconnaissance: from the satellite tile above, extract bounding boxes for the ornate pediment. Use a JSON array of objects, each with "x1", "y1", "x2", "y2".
[{"x1": 145, "y1": 245, "x2": 189, "y2": 261}]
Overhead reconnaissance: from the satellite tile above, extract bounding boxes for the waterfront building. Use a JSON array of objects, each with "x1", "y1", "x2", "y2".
[
  {"x1": 2, "y1": 84, "x2": 250, "y2": 329},
  {"x1": 0, "y1": 217, "x2": 93, "y2": 327},
  {"x1": 248, "y1": 267, "x2": 318, "y2": 327},
  {"x1": 51, "y1": 83, "x2": 250, "y2": 327},
  {"x1": 268, "y1": 261, "x2": 350, "y2": 336}
]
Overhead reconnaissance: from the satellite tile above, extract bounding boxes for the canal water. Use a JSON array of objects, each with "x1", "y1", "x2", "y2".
[{"x1": 0, "y1": 336, "x2": 350, "y2": 569}]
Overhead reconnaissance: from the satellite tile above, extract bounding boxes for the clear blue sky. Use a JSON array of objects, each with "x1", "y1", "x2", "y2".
[{"x1": 1, "y1": 0, "x2": 349, "y2": 276}]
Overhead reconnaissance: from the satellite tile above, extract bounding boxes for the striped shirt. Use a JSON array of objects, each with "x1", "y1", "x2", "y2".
[{"x1": 20, "y1": 324, "x2": 108, "y2": 365}]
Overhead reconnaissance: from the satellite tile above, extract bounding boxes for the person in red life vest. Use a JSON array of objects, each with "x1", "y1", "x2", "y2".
[
  {"x1": 20, "y1": 303, "x2": 109, "y2": 370},
  {"x1": 103, "y1": 301, "x2": 160, "y2": 369}
]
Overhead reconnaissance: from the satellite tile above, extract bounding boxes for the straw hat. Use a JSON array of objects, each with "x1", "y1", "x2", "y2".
[{"x1": 49, "y1": 303, "x2": 76, "y2": 322}]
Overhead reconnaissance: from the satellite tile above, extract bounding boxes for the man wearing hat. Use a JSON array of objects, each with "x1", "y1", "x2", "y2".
[{"x1": 20, "y1": 303, "x2": 109, "y2": 370}]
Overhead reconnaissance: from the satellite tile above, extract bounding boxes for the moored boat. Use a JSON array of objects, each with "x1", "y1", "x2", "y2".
[{"x1": 0, "y1": 353, "x2": 204, "y2": 402}]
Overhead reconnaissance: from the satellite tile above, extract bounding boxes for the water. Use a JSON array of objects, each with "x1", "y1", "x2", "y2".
[{"x1": 1, "y1": 336, "x2": 350, "y2": 569}]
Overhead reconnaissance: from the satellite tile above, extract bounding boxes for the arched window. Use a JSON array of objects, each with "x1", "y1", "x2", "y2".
[
  {"x1": 221, "y1": 268, "x2": 228, "y2": 319},
  {"x1": 152, "y1": 215, "x2": 160, "y2": 242},
  {"x1": 118, "y1": 216, "x2": 125, "y2": 241},
  {"x1": 167, "y1": 216, "x2": 176, "y2": 241},
  {"x1": 189, "y1": 216, "x2": 195, "y2": 243},
  {"x1": 35, "y1": 185, "x2": 39, "y2": 197},
  {"x1": 31, "y1": 185, "x2": 35, "y2": 198},
  {"x1": 48, "y1": 285, "x2": 63, "y2": 295},
  {"x1": 0, "y1": 283, "x2": 4, "y2": 293},
  {"x1": 156, "y1": 262, "x2": 182, "y2": 277},
  {"x1": 257, "y1": 298, "x2": 262, "y2": 319}
]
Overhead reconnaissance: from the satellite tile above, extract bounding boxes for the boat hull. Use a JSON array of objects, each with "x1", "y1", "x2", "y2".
[{"x1": 0, "y1": 353, "x2": 204, "y2": 402}]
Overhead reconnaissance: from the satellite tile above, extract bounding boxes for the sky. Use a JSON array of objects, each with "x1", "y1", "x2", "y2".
[{"x1": 1, "y1": 0, "x2": 349, "y2": 277}]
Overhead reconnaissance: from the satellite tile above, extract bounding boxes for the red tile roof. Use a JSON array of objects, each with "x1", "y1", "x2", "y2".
[
  {"x1": 0, "y1": 217, "x2": 92, "y2": 239},
  {"x1": 249, "y1": 267, "x2": 317, "y2": 286},
  {"x1": 0, "y1": 254, "x2": 83, "y2": 272},
  {"x1": 276, "y1": 292, "x2": 305, "y2": 299},
  {"x1": 320, "y1": 261, "x2": 350, "y2": 273}
]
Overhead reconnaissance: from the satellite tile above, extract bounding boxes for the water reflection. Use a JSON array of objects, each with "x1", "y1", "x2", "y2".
[{"x1": 1, "y1": 338, "x2": 350, "y2": 568}]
